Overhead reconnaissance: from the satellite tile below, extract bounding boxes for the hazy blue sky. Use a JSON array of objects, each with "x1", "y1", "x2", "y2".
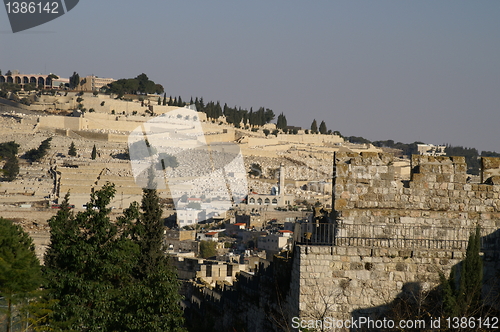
[{"x1": 2, "y1": 1, "x2": 499, "y2": 152}]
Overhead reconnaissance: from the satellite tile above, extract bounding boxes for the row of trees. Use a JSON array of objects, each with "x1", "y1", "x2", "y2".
[
  {"x1": 309, "y1": 119, "x2": 327, "y2": 134},
  {"x1": 0, "y1": 184, "x2": 186, "y2": 331},
  {"x1": 166, "y1": 96, "x2": 277, "y2": 128},
  {"x1": 195, "y1": 96, "x2": 276, "y2": 128}
]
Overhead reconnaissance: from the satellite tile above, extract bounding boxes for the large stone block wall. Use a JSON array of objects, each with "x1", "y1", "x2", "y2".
[
  {"x1": 334, "y1": 152, "x2": 500, "y2": 230},
  {"x1": 290, "y1": 245, "x2": 464, "y2": 321},
  {"x1": 286, "y1": 152, "x2": 500, "y2": 330}
]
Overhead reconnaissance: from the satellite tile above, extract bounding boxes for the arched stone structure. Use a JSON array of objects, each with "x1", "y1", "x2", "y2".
[{"x1": 0, "y1": 74, "x2": 53, "y2": 89}]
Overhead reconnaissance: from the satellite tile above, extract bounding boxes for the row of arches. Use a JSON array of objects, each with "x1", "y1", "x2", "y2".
[
  {"x1": 0, "y1": 75, "x2": 52, "y2": 87},
  {"x1": 248, "y1": 197, "x2": 278, "y2": 205}
]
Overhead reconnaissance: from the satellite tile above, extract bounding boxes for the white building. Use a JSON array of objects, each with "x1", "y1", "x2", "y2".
[
  {"x1": 417, "y1": 144, "x2": 446, "y2": 156},
  {"x1": 177, "y1": 209, "x2": 202, "y2": 228},
  {"x1": 258, "y1": 230, "x2": 293, "y2": 253}
]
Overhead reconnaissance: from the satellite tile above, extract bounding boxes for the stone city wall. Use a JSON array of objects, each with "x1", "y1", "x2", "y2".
[
  {"x1": 288, "y1": 244, "x2": 469, "y2": 325},
  {"x1": 334, "y1": 152, "x2": 500, "y2": 229},
  {"x1": 286, "y1": 152, "x2": 500, "y2": 330}
]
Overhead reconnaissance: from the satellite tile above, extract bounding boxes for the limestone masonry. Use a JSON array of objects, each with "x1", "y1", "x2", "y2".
[{"x1": 284, "y1": 152, "x2": 500, "y2": 329}]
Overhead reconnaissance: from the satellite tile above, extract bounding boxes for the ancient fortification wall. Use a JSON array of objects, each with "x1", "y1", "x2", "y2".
[
  {"x1": 286, "y1": 152, "x2": 500, "y2": 329},
  {"x1": 334, "y1": 152, "x2": 500, "y2": 229}
]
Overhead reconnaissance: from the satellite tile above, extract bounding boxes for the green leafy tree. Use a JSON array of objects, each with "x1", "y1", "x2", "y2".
[
  {"x1": 91, "y1": 144, "x2": 97, "y2": 160},
  {"x1": 42, "y1": 186, "x2": 185, "y2": 331},
  {"x1": 2, "y1": 155, "x2": 19, "y2": 182},
  {"x1": 199, "y1": 241, "x2": 217, "y2": 259},
  {"x1": 68, "y1": 142, "x2": 77, "y2": 157},
  {"x1": 0, "y1": 142, "x2": 19, "y2": 160},
  {"x1": 0, "y1": 141, "x2": 20, "y2": 182},
  {"x1": 264, "y1": 108, "x2": 275, "y2": 123},
  {"x1": 0, "y1": 218, "x2": 42, "y2": 332},
  {"x1": 43, "y1": 186, "x2": 138, "y2": 330},
  {"x1": 69, "y1": 72, "x2": 80, "y2": 90}
]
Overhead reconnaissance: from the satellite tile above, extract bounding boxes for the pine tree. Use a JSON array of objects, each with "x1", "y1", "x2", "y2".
[
  {"x1": 43, "y1": 186, "x2": 138, "y2": 330},
  {"x1": 41, "y1": 186, "x2": 186, "y2": 331},
  {"x1": 24, "y1": 137, "x2": 52, "y2": 162},
  {"x1": 68, "y1": 142, "x2": 77, "y2": 157},
  {"x1": 0, "y1": 218, "x2": 42, "y2": 332},
  {"x1": 91, "y1": 144, "x2": 97, "y2": 160},
  {"x1": 311, "y1": 119, "x2": 318, "y2": 133},
  {"x1": 319, "y1": 120, "x2": 327, "y2": 134}
]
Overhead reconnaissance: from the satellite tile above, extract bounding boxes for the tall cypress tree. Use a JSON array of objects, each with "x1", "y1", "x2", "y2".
[
  {"x1": 311, "y1": 119, "x2": 318, "y2": 133},
  {"x1": 319, "y1": 120, "x2": 327, "y2": 134},
  {"x1": 118, "y1": 187, "x2": 185, "y2": 331},
  {"x1": 91, "y1": 144, "x2": 97, "y2": 160},
  {"x1": 68, "y1": 142, "x2": 77, "y2": 157},
  {"x1": 441, "y1": 226, "x2": 483, "y2": 317}
]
